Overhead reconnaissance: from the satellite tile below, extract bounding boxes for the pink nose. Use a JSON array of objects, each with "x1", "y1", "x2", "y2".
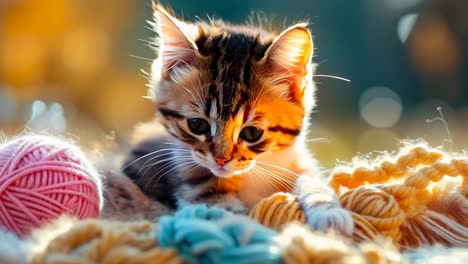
[{"x1": 215, "y1": 157, "x2": 229, "y2": 166}]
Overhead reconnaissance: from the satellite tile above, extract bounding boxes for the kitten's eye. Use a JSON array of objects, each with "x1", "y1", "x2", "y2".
[
  {"x1": 187, "y1": 118, "x2": 210, "y2": 135},
  {"x1": 240, "y1": 126, "x2": 263, "y2": 143}
]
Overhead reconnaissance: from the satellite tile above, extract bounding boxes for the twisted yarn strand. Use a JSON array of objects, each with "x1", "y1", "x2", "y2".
[{"x1": 330, "y1": 146, "x2": 443, "y2": 194}]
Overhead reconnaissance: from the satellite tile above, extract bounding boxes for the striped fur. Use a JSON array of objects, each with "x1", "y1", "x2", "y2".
[{"x1": 124, "y1": 4, "x2": 354, "y2": 234}]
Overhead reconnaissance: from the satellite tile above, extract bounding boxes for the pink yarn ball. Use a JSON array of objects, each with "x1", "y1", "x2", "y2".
[{"x1": 0, "y1": 135, "x2": 102, "y2": 237}]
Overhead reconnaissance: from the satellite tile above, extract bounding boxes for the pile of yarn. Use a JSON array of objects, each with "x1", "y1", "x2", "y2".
[
  {"x1": 0, "y1": 135, "x2": 102, "y2": 237},
  {"x1": 32, "y1": 205, "x2": 403, "y2": 264},
  {"x1": 251, "y1": 145, "x2": 468, "y2": 248}
]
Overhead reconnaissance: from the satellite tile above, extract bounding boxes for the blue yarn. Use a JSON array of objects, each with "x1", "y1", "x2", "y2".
[{"x1": 158, "y1": 204, "x2": 282, "y2": 264}]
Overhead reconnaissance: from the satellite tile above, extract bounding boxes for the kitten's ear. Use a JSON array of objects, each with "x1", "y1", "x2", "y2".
[
  {"x1": 152, "y1": 4, "x2": 199, "y2": 72},
  {"x1": 261, "y1": 23, "x2": 313, "y2": 99}
]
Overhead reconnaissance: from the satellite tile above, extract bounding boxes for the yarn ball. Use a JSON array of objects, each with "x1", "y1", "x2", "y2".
[
  {"x1": 159, "y1": 204, "x2": 282, "y2": 264},
  {"x1": 0, "y1": 135, "x2": 102, "y2": 237},
  {"x1": 250, "y1": 192, "x2": 305, "y2": 230}
]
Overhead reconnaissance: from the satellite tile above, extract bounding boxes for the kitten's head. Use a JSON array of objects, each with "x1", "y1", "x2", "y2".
[{"x1": 149, "y1": 5, "x2": 315, "y2": 178}]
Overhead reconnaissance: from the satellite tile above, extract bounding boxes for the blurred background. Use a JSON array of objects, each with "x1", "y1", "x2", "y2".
[{"x1": 1, "y1": 0, "x2": 467, "y2": 166}]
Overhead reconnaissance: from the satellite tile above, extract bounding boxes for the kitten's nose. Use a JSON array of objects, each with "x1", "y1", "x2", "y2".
[{"x1": 215, "y1": 157, "x2": 230, "y2": 166}]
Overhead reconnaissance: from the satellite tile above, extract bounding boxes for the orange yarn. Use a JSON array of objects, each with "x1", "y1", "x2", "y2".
[
  {"x1": 329, "y1": 146, "x2": 444, "y2": 193},
  {"x1": 251, "y1": 145, "x2": 468, "y2": 248}
]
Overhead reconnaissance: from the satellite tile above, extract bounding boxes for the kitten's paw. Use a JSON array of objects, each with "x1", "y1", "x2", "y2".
[
  {"x1": 304, "y1": 204, "x2": 354, "y2": 236},
  {"x1": 295, "y1": 175, "x2": 354, "y2": 235}
]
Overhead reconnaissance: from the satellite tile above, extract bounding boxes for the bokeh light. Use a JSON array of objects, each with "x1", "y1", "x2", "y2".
[
  {"x1": 28, "y1": 100, "x2": 67, "y2": 131},
  {"x1": 408, "y1": 16, "x2": 461, "y2": 75},
  {"x1": 397, "y1": 14, "x2": 418, "y2": 43},
  {"x1": 359, "y1": 87, "x2": 402, "y2": 128}
]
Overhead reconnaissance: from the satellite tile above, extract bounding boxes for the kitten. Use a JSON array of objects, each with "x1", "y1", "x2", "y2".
[{"x1": 124, "y1": 4, "x2": 353, "y2": 234}]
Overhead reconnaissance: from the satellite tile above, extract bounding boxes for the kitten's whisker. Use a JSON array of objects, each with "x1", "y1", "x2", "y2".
[
  {"x1": 247, "y1": 169, "x2": 269, "y2": 195},
  {"x1": 145, "y1": 24, "x2": 162, "y2": 36},
  {"x1": 145, "y1": 161, "x2": 197, "y2": 191},
  {"x1": 140, "y1": 69, "x2": 150, "y2": 77},
  {"x1": 267, "y1": 174, "x2": 295, "y2": 190},
  {"x1": 262, "y1": 172, "x2": 296, "y2": 189},
  {"x1": 145, "y1": 162, "x2": 197, "y2": 190},
  {"x1": 137, "y1": 38, "x2": 156, "y2": 46},
  {"x1": 162, "y1": 141, "x2": 180, "y2": 146},
  {"x1": 138, "y1": 153, "x2": 176, "y2": 172},
  {"x1": 123, "y1": 148, "x2": 187, "y2": 170},
  {"x1": 254, "y1": 169, "x2": 297, "y2": 189},
  {"x1": 250, "y1": 167, "x2": 288, "y2": 190},
  {"x1": 256, "y1": 161, "x2": 301, "y2": 179},
  {"x1": 158, "y1": 160, "x2": 196, "y2": 177},
  {"x1": 139, "y1": 155, "x2": 192, "y2": 177},
  {"x1": 251, "y1": 168, "x2": 291, "y2": 194},
  {"x1": 140, "y1": 150, "x2": 191, "y2": 166},
  {"x1": 139, "y1": 70, "x2": 151, "y2": 82},
  {"x1": 143, "y1": 159, "x2": 183, "y2": 177},
  {"x1": 254, "y1": 165, "x2": 296, "y2": 189},
  {"x1": 137, "y1": 159, "x2": 180, "y2": 186},
  {"x1": 314, "y1": 74, "x2": 351, "y2": 83},
  {"x1": 139, "y1": 156, "x2": 193, "y2": 172},
  {"x1": 136, "y1": 149, "x2": 190, "y2": 171},
  {"x1": 138, "y1": 152, "x2": 191, "y2": 177},
  {"x1": 129, "y1": 54, "x2": 154, "y2": 62},
  {"x1": 305, "y1": 137, "x2": 330, "y2": 143},
  {"x1": 255, "y1": 166, "x2": 295, "y2": 182},
  {"x1": 254, "y1": 166, "x2": 295, "y2": 190},
  {"x1": 250, "y1": 168, "x2": 281, "y2": 193},
  {"x1": 184, "y1": 163, "x2": 202, "y2": 175}
]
